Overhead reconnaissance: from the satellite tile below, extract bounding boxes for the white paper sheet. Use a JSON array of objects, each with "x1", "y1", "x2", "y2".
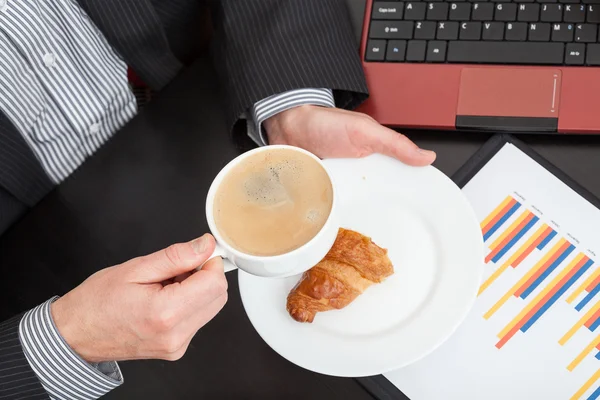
[{"x1": 384, "y1": 143, "x2": 600, "y2": 400}]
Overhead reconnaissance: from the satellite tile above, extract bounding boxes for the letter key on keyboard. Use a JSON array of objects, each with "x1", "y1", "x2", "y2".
[{"x1": 366, "y1": 0, "x2": 600, "y2": 66}]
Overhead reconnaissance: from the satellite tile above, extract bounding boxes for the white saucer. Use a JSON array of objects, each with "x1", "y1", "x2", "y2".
[{"x1": 238, "y1": 154, "x2": 484, "y2": 377}]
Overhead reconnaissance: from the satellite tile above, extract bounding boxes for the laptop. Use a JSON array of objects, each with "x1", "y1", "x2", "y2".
[{"x1": 357, "y1": 0, "x2": 600, "y2": 133}]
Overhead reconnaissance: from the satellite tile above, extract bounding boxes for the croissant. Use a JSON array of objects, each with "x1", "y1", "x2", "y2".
[{"x1": 287, "y1": 228, "x2": 394, "y2": 323}]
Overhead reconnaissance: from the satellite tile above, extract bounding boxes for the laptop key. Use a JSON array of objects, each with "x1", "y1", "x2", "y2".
[
  {"x1": 366, "y1": 40, "x2": 387, "y2": 61},
  {"x1": 447, "y1": 41, "x2": 564, "y2": 63},
  {"x1": 386, "y1": 40, "x2": 407, "y2": 61},
  {"x1": 564, "y1": 4, "x2": 586, "y2": 22},
  {"x1": 372, "y1": 2, "x2": 404, "y2": 19},
  {"x1": 528, "y1": 23, "x2": 552, "y2": 40},
  {"x1": 565, "y1": 43, "x2": 586, "y2": 64},
  {"x1": 426, "y1": 41, "x2": 447, "y2": 61},
  {"x1": 540, "y1": 4, "x2": 563, "y2": 21},
  {"x1": 583, "y1": 0, "x2": 600, "y2": 4},
  {"x1": 370, "y1": 21, "x2": 415, "y2": 39},
  {"x1": 506, "y1": 22, "x2": 528, "y2": 40},
  {"x1": 575, "y1": 23, "x2": 597, "y2": 41},
  {"x1": 560, "y1": 0, "x2": 580, "y2": 3},
  {"x1": 449, "y1": 3, "x2": 471, "y2": 19},
  {"x1": 482, "y1": 21, "x2": 506, "y2": 40},
  {"x1": 586, "y1": 43, "x2": 600, "y2": 64},
  {"x1": 427, "y1": 3, "x2": 449, "y2": 20},
  {"x1": 495, "y1": 3, "x2": 518, "y2": 21},
  {"x1": 405, "y1": 2, "x2": 427, "y2": 19},
  {"x1": 460, "y1": 22, "x2": 482, "y2": 39},
  {"x1": 551, "y1": 23, "x2": 575, "y2": 41},
  {"x1": 437, "y1": 21, "x2": 460, "y2": 39},
  {"x1": 415, "y1": 21, "x2": 437, "y2": 39},
  {"x1": 406, "y1": 40, "x2": 427, "y2": 61},
  {"x1": 518, "y1": 4, "x2": 540, "y2": 21},
  {"x1": 473, "y1": 3, "x2": 495, "y2": 20},
  {"x1": 587, "y1": 5, "x2": 600, "y2": 21}
]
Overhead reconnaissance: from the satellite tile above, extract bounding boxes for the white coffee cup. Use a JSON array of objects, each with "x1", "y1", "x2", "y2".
[{"x1": 205, "y1": 145, "x2": 339, "y2": 278}]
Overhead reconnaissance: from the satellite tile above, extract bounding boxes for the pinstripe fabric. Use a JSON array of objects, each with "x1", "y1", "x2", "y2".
[
  {"x1": 0, "y1": 0, "x2": 138, "y2": 184},
  {"x1": 248, "y1": 88, "x2": 335, "y2": 145},
  {"x1": 19, "y1": 298, "x2": 122, "y2": 400},
  {"x1": 211, "y1": 0, "x2": 369, "y2": 128},
  {"x1": 149, "y1": 0, "x2": 206, "y2": 64},
  {"x1": 77, "y1": 0, "x2": 184, "y2": 91},
  {"x1": 0, "y1": 0, "x2": 368, "y2": 205},
  {"x1": 0, "y1": 111, "x2": 53, "y2": 208},
  {"x1": 0, "y1": 2, "x2": 369, "y2": 398},
  {"x1": 0, "y1": 314, "x2": 47, "y2": 399}
]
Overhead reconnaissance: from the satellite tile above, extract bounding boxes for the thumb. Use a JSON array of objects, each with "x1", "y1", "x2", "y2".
[
  {"x1": 133, "y1": 234, "x2": 217, "y2": 283},
  {"x1": 374, "y1": 125, "x2": 436, "y2": 167}
]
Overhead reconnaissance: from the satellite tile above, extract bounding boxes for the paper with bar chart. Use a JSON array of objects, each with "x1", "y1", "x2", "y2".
[{"x1": 384, "y1": 143, "x2": 600, "y2": 400}]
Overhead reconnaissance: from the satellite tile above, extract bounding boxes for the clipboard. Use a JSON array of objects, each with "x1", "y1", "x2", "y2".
[{"x1": 355, "y1": 133, "x2": 600, "y2": 400}]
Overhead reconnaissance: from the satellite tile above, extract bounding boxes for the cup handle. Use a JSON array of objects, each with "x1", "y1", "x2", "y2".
[{"x1": 205, "y1": 243, "x2": 237, "y2": 273}]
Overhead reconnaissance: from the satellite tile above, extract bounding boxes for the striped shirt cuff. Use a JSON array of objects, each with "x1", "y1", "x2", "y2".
[
  {"x1": 247, "y1": 88, "x2": 335, "y2": 146},
  {"x1": 18, "y1": 297, "x2": 123, "y2": 400}
]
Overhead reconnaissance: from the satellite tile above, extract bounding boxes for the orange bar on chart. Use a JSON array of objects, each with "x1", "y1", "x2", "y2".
[
  {"x1": 484, "y1": 238, "x2": 568, "y2": 320},
  {"x1": 488, "y1": 210, "x2": 531, "y2": 252},
  {"x1": 486, "y1": 212, "x2": 535, "y2": 263},
  {"x1": 568, "y1": 334, "x2": 600, "y2": 371},
  {"x1": 496, "y1": 254, "x2": 587, "y2": 348},
  {"x1": 514, "y1": 239, "x2": 571, "y2": 298},
  {"x1": 586, "y1": 273, "x2": 600, "y2": 292},
  {"x1": 513, "y1": 225, "x2": 553, "y2": 267},
  {"x1": 568, "y1": 267, "x2": 600, "y2": 304},
  {"x1": 482, "y1": 198, "x2": 519, "y2": 237},
  {"x1": 478, "y1": 224, "x2": 552, "y2": 296},
  {"x1": 560, "y1": 298, "x2": 600, "y2": 345},
  {"x1": 585, "y1": 308, "x2": 600, "y2": 329},
  {"x1": 481, "y1": 196, "x2": 515, "y2": 230}
]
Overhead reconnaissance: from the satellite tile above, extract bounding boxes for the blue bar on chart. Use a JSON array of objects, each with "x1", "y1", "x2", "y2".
[
  {"x1": 521, "y1": 258, "x2": 594, "y2": 332},
  {"x1": 577, "y1": 282, "x2": 600, "y2": 312},
  {"x1": 492, "y1": 216, "x2": 540, "y2": 263},
  {"x1": 537, "y1": 230, "x2": 557, "y2": 250},
  {"x1": 520, "y1": 244, "x2": 576, "y2": 299},
  {"x1": 587, "y1": 385, "x2": 600, "y2": 400},
  {"x1": 482, "y1": 198, "x2": 522, "y2": 242},
  {"x1": 590, "y1": 315, "x2": 600, "y2": 332}
]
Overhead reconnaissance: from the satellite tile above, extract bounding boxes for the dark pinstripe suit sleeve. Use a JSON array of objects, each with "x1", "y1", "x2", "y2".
[
  {"x1": 210, "y1": 0, "x2": 369, "y2": 128},
  {"x1": 0, "y1": 112, "x2": 54, "y2": 209},
  {"x1": 0, "y1": 186, "x2": 27, "y2": 237},
  {"x1": 0, "y1": 314, "x2": 48, "y2": 400}
]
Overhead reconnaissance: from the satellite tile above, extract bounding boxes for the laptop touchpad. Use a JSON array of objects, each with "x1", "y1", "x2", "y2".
[{"x1": 456, "y1": 68, "x2": 561, "y2": 132}]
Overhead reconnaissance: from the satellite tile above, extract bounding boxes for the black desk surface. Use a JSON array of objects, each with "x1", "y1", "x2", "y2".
[{"x1": 2, "y1": 1, "x2": 600, "y2": 399}]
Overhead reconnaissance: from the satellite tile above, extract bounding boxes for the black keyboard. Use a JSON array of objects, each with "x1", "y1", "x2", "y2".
[{"x1": 366, "y1": 0, "x2": 600, "y2": 65}]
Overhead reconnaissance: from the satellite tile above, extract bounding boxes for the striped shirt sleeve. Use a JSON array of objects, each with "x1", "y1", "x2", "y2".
[
  {"x1": 18, "y1": 297, "x2": 123, "y2": 400},
  {"x1": 247, "y1": 88, "x2": 335, "y2": 146}
]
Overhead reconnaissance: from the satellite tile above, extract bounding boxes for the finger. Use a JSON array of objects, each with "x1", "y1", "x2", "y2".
[
  {"x1": 373, "y1": 126, "x2": 436, "y2": 166},
  {"x1": 133, "y1": 234, "x2": 217, "y2": 283},
  {"x1": 179, "y1": 257, "x2": 227, "y2": 303},
  {"x1": 173, "y1": 272, "x2": 193, "y2": 283},
  {"x1": 200, "y1": 256, "x2": 225, "y2": 275}
]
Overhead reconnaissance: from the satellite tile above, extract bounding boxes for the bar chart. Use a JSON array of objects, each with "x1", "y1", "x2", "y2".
[
  {"x1": 385, "y1": 144, "x2": 600, "y2": 400},
  {"x1": 480, "y1": 195, "x2": 599, "y2": 400}
]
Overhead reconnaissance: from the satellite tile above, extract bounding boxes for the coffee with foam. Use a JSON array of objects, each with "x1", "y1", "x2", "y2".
[{"x1": 213, "y1": 148, "x2": 333, "y2": 256}]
